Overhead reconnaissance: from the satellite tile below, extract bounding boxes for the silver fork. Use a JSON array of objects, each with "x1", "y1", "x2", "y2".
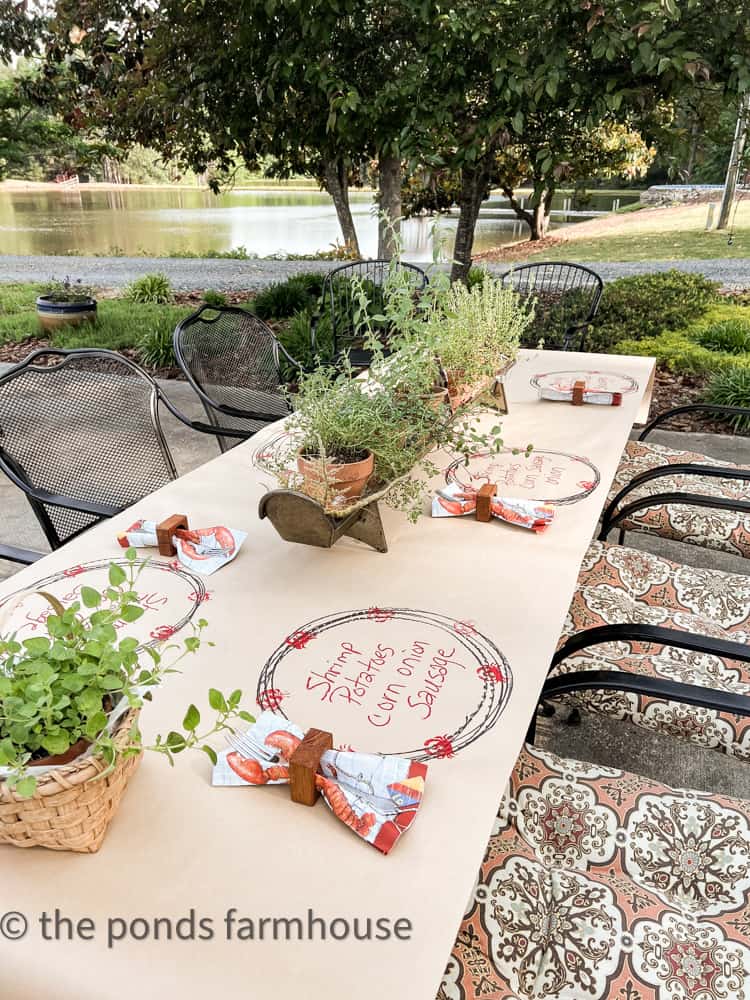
[{"x1": 226, "y1": 729, "x2": 280, "y2": 763}]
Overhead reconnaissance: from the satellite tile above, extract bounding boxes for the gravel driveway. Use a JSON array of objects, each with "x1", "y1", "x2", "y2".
[{"x1": 2, "y1": 254, "x2": 749, "y2": 290}]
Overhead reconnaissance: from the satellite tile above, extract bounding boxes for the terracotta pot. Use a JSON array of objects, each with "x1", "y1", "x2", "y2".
[
  {"x1": 32, "y1": 737, "x2": 91, "y2": 768},
  {"x1": 297, "y1": 449, "x2": 374, "y2": 501},
  {"x1": 445, "y1": 369, "x2": 491, "y2": 412},
  {"x1": 420, "y1": 387, "x2": 449, "y2": 412},
  {"x1": 36, "y1": 295, "x2": 97, "y2": 332}
]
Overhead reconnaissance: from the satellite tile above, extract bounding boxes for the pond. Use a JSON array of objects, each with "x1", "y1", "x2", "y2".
[{"x1": 0, "y1": 187, "x2": 641, "y2": 260}]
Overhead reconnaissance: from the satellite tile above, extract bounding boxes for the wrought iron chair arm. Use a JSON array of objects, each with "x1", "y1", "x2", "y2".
[
  {"x1": 638, "y1": 403, "x2": 750, "y2": 441},
  {"x1": 0, "y1": 456, "x2": 121, "y2": 518},
  {"x1": 155, "y1": 391, "x2": 264, "y2": 441},
  {"x1": 0, "y1": 543, "x2": 44, "y2": 566},
  {"x1": 551, "y1": 622, "x2": 750, "y2": 670},
  {"x1": 599, "y1": 462, "x2": 750, "y2": 539}
]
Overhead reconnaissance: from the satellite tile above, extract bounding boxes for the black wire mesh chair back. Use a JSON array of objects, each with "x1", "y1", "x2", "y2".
[
  {"x1": 501, "y1": 262, "x2": 604, "y2": 351},
  {"x1": 174, "y1": 305, "x2": 294, "y2": 452},
  {"x1": 322, "y1": 260, "x2": 429, "y2": 366},
  {"x1": 0, "y1": 350, "x2": 177, "y2": 549}
]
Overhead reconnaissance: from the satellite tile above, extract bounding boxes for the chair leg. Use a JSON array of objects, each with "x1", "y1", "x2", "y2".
[{"x1": 618, "y1": 528, "x2": 626, "y2": 545}]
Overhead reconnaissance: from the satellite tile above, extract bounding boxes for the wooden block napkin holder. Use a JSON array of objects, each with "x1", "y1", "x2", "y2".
[
  {"x1": 476, "y1": 483, "x2": 497, "y2": 522},
  {"x1": 156, "y1": 514, "x2": 189, "y2": 556},
  {"x1": 289, "y1": 728, "x2": 334, "y2": 806},
  {"x1": 571, "y1": 380, "x2": 586, "y2": 406}
]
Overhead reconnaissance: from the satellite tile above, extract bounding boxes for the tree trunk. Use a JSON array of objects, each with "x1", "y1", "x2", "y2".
[
  {"x1": 504, "y1": 184, "x2": 553, "y2": 240},
  {"x1": 377, "y1": 155, "x2": 402, "y2": 258},
  {"x1": 450, "y1": 162, "x2": 491, "y2": 283},
  {"x1": 684, "y1": 119, "x2": 700, "y2": 181},
  {"x1": 322, "y1": 158, "x2": 360, "y2": 256}
]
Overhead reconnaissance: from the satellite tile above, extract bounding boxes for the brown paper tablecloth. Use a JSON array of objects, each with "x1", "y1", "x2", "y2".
[{"x1": 0, "y1": 349, "x2": 654, "y2": 1000}]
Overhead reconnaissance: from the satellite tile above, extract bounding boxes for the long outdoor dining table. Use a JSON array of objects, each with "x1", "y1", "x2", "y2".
[{"x1": 0, "y1": 348, "x2": 655, "y2": 1000}]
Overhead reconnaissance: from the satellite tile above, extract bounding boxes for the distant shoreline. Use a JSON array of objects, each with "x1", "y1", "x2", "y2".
[{"x1": 0, "y1": 179, "x2": 374, "y2": 194}]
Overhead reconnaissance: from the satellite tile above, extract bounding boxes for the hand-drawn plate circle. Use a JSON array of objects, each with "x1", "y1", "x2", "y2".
[
  {"x1": 257, "y1": 608, "x2": 512, "y2": 762},
  {"x1": 445, "y1": 447, "x2": 601, "y2": 506},
  {"x1": 251, "y1": 427, "x2": 302, "y2": 476},
  {"x1": 0, "y1": 558, "x2": 206, "y2": 647},
  {"x1": 530, "y1": 369, "x2": 639, "y2": 395}
]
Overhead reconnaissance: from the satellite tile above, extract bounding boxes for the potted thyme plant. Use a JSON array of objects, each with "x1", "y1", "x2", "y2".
[
  {"x1": 0, "y1": 549, "x2": 254, "y2": 853},
  {"x1": 36, "y1": 276, "x2": 98, "y2": 331}
]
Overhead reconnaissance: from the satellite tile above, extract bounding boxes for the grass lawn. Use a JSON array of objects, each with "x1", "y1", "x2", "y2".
[
  {"x1": 515, "y1": 199, "x2": 750, "y2": 263},
  {"x1": 0, "y1": 282, "x2": 192, "y2": 353}
]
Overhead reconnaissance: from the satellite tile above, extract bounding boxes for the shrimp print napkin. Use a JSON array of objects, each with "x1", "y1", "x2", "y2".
[
  {"x1": 117, "y1": 519, "x2": 247, "y2": 575},
  {"x1": 538, "y1": 386, "x2": 622, "y2": 406},
  {"x1": 432, "y1": 483, "x2": 554, "y2": 533},
  {"x1": 212, "y1": 712, "x2": 427, "y2": 855}
]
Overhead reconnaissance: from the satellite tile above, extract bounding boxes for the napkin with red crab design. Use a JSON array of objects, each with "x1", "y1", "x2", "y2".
[
  {"x1": 432, "y1": 483, "x2": 555, "y2": 533},
  {"x1": 212, "y1": 712, "x2": 427, "y2": 854},
  {"x1": 117, "y1": 519, "x2": 247, "y2": 575}
]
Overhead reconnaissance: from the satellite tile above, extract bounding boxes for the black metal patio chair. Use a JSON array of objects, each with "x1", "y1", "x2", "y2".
[
  {"x1": 600, "y1": 403, "x2": 750, "y2": 556},
  {"x1": 501, "y1": 261, "x2": 603, "y2": 351},
  {"x1": 174, "y1": 305, "x2": 299, "y2": 452},
  {"x1": 311, "y1": 259, "x2": 429, "y2": 370},
  {"x1": 0, "y1": 348, "x2": 178, "y2": 565}
]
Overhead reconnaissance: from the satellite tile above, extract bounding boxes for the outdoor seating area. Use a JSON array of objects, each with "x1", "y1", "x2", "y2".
[{"x1": 1, "y1": 258, "x2": 750, "y2": 1000}]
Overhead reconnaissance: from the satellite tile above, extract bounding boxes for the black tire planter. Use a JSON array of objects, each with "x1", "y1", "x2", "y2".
[{"x1": 36, "y1": 295, "x2": 97, "y2": 332}]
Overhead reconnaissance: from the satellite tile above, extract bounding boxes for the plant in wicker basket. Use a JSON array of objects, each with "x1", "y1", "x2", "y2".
[{"x1": 0, "y1": 549, "x2": 254, "y2": 853}]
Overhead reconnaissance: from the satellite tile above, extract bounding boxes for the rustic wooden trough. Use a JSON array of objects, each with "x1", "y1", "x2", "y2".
[{"x1": 258, "y1": 489, "x2": 388, "y2": 553}]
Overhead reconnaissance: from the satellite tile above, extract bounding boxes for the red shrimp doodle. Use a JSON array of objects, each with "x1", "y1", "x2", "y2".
[
  {"x1": 453, "y1": 620, "x2": 477, "y2": 637},
  {"x1": 176, "y1": 526, "x2": 236, "y2": 561},
  {"x1": 63, "y1": 565, "x2": 85, "y2": 578},
  {"x1": 477, "y1": 663, "x2": 507, "y2": 683},
  {"x1": 150, "y1": 624, "x2": 177, "y2": 641},
  {"x1": 188, "y1": 589, "x2": 212, "y2": 603},
  {"x1": 577, "y1": 480, "x2": 596, "y2": 491},
  {"x1": 367, "y1": 607, "x2": 395, "y2": 623},
  {"x1": 424, "y1": 734, "x2": 456, "y2": 759},
  {"x1": 285, "y1": 629, "x2": 315, "y2": 649},
  {"x1": 256, "y1": 688, "x2": 289, "y2": 710}
]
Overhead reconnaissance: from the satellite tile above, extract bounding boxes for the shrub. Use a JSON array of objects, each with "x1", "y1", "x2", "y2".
[
  {"x1": 695, "y1": 317, "x2": 750, "y2": 354},
  {"x1": 252, "y1": 273, "x2": 326, "y2": 320},
  {"x1": 203, "y1": 289, "x2": 227, "y2": 308},
  {"x1": 136, "y1": 314, "x2": 180, "y2": 368},
  {"x1": 588, "y1": 270, "x2": 719, "y2": 351},
  {"x1": 277, "y1": 309, "x2": 333, "y2": 377},
  {"x1": 126, "y1": 272, "x2": 173, "y2": 304},
  {"x1": 466, "y1": 267, "x2": 489, "y2": 288},
  {"x1": 704, "y1": 366, "x2": 750, "y2": 431},
  {"x1": 613, "y1": 331, "x2": 743, "y2": 375}
]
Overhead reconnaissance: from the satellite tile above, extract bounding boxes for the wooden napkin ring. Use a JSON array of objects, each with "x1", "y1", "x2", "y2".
[
  {"x1": 289, "y1": 728, "x2": 334, "y2": 806},
  {"x1": 476, "y1": 483, "x2": 497, "y2": 522},
  {"x1": 571, "y1": 380, "x2": 586, "y2": 406},
  {"x1": 156, "y1": 514, "x2": 189, "y2": 556}
]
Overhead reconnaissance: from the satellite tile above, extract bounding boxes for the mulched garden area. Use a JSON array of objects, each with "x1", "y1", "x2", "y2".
[{"x1": 645, "y1": 368, "x2": 747, "y2": 437}]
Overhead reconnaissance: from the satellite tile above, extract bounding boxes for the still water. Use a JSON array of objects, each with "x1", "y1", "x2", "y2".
[{"x1": 0, "y1": 187, "x2": 640, "y2": 260}]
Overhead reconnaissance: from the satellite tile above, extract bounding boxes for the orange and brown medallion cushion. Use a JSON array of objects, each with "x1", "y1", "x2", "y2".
[
  {"x1": 608, "y1": 439, "x2": 750, "y2": 557},
  {"x1": 550, "y1": 540, "x2": 750, "y2": 761},
  {"x1": 439, "y1": 743, "x2": 750, "y2": 1000}
]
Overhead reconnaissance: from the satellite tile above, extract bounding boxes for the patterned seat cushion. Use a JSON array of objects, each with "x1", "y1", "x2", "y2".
[
  {"x1": 439, "y1": 742, "x2": 750, "y2": 1000},
  {"x1": 608, "y1": 439, "x2": 750, "y2": 557},
  {"x1": 549, "y1": 540, "x2": 750, "y2": 760}
]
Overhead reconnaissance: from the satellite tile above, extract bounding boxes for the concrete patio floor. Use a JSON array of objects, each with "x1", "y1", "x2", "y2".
[{"x1": 1, "y1": 383, "x2": 749, "y2": 801}]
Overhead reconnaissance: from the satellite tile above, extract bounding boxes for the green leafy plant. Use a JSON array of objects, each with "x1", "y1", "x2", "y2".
[
  {"x1": 203, "y1": 289, "x2": 228, "y2": 308},
  {"x1": 253, "y1": 273, "x2": 326, "y2": 320},
  {"x1": 277, "y1": 308, "x2": 333, "y2": 376},
  {"x1": 612, "y1": 331, "x2": 739, "y2": 375},
  {"x1": 137, "y1": 320, "x2": 177, "y2": 368},
  {"x1": 695, "y1": 318, "x2": 750, "y2": 355},
  {"x1": 704, "y1": 366, "x2": 750, "y2": 431},
  {"x1": 125, "y1": 272, "x2": 174, "y2": 305},
  {"x1": 42, "y1": 277, "x2": 96, "y2": 303},
  {"x1": 0, "y1": 551, "x2": 253, "y2": 797}
]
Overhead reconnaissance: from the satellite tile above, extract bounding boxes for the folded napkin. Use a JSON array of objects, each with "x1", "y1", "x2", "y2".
[
  {"x1": 212, "y1": 712, "x2": 427, "y2": 855},
  {"x1": 117, "y1": 519, "x2": 246, "y2": 575},
  {"x1": 432, "y1": 482, "x2": 554, "y2": 532},
  {"x1": 538, "y1": 386, "x2": 622, "y2": 406}
]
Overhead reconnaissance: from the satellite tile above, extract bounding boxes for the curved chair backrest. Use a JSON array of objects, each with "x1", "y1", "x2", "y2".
[
  {"x1": 174, "y1": 305, "x2": 295, "y2": 452},
  {"x1": 321, "y1": 259, "x2": 429, "y2": 365},
  {"x1": 501, "y1": 261, "x2": 604, "y2": 350},
  {"x1": 0, "y1": 349, "x2": 177, "y2": 550}
]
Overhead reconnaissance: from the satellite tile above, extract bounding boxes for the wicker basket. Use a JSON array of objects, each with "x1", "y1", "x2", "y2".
[{"x1": 0, "y1": 709, "x2": 142, "y2": 853}]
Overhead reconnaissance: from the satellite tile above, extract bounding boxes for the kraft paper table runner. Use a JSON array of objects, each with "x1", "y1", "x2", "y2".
[{"x1": 0, "y1": 350, "x2": 655, "y2": 1000}]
